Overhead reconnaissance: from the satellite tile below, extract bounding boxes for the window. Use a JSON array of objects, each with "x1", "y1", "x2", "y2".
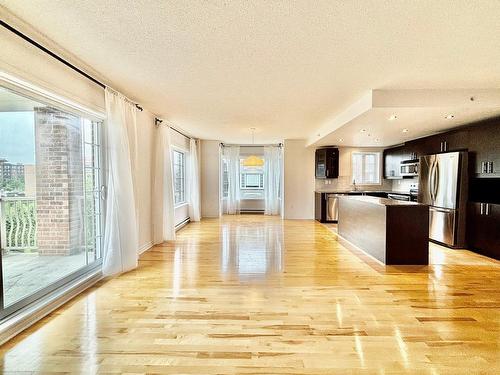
[
  {"x1": 222, "y1": 160, "x2": 229, "y2": 198},
  {"x1": 172, "y1": 149, "x2": 186, "y2": 205},
  {"x1": 240, "y1": 172, "x2": 264, "y2": 189},
  {"x1": 352, "y1": 152, "x2": 381, "y2": 185},
  {"x1": 0, "y1": 84, "x2": 103, "y2": 318},
  {"x1": 221, "y1": 157, "x2": 265, "y2": 199}
]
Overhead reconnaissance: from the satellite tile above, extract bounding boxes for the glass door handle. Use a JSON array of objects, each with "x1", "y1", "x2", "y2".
[{"x1": 100, "y1": 185, "x2": 107, "y2": 200}]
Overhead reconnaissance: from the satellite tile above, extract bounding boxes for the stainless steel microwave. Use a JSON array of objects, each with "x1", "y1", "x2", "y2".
[{"x1": 400, "y1": 160, "x2": 419, "y2": 177}]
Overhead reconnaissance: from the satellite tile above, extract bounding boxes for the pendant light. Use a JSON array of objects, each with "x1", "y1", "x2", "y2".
[{"x1": 242, "y1": 128, "x2": 264, "y2": 167}]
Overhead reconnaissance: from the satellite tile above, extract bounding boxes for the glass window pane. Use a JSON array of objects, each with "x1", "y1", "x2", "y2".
[{"x1": 0, "y1": 85, "x2": 103, "y2": 311}]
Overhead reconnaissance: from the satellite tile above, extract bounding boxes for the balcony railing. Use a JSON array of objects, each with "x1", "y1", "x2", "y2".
[{"x1": 0, "y1": 197, "x2": 37, "y2": 252}]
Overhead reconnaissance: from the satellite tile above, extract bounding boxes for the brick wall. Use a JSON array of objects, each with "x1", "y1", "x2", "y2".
[{"x1": 35, "y1": 107, "x2": 85, "y2": 256}]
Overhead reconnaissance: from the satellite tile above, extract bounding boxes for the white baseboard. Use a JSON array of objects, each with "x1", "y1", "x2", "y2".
[{"x1": 138, "y1": 241, "x2": 154, "y2": 254}]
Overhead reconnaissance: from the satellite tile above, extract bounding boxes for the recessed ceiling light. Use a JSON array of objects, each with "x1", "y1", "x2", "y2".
[
  {"x1": 360, "y1": 129, "x2": 367, "y2": 133},
  {"x1": 445, "y1": 114, "x2": 455, "y2": 119},
  {"x1": 375, "y1": 138, "x2": 380, "y2": 142},
  {"x1": 389, "y1": 114, "x2": 398, "y2": 121},
  {"x1": 338, "y1": 138, "x2": 344, "y2": 142},
  {"x1": 402, "y1": 128, "x2": 409, "y2": 133}
]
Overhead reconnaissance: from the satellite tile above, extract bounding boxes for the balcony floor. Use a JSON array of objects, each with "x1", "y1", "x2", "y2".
[{"x1": 2, "y1": 251, "x2": 88, "y2": 307}]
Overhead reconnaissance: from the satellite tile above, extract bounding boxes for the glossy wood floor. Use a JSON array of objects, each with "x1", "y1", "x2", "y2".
[{"x1": 1, "y1": 216, "x2": 499, "y2": 374}]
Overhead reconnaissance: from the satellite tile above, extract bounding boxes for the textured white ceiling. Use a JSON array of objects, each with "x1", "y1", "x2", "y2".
[{"x1": 1, "y1": 1, "x2": 500, "y2": 144}]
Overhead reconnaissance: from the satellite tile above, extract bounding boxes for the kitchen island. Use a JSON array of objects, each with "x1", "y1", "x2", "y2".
[{"x1": 338, "y1": 196, "x2": 429, "y2": 265}]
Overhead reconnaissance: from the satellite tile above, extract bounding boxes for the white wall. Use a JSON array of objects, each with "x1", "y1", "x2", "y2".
[
  {"x1": 135, "y1": 110, "x2": 155, "y2": 251},
  {"x1": 283, "y1": 139, "x2": 315, "y2": 219},
  {"x1": 200, "y1": 140, "x2": 221, "y2": 218},
  {"x1": 0, "y1": 12, "x2": 105, "y2": 114}
]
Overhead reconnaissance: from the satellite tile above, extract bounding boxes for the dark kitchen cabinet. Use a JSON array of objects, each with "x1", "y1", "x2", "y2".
[
  {"x1": 467, "y1": 121, "x2": 500, "y2": 177},
  {"x1": 410, "y1": 129, "x2": 469, "y2": 156},
  {"x1": 315, "y1": 192, "x2": 327, "y2": 222},
  {"x1": 467, "y1": 202, "x2": 500, "y2": 260},
  {"x1": 383, "y1": 146, "x2": 405, "y2": 179},
  {"x1": 315, "y1": 147, "x2": 339, "y2": 179}
]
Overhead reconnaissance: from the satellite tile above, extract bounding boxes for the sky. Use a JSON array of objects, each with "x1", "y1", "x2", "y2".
[{"x1": 0, "y1": 112, "x2": 36, "y2": 165}]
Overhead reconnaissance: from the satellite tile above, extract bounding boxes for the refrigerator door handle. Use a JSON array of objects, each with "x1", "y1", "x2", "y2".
[
  {"x1": 428, "y1": 160, "x2": 435, "y2": 202},
  {"x1": 433, "y1": 160, "x2": 440, "y2": 202}
]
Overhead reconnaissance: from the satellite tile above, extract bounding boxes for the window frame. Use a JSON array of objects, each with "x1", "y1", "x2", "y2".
[
  {"x1": 172, "y1": 147, "x2": 187, "y2": 207},
  {"x1": 0, "y1": 81, "x2": 104, "y2": 320},
  {"x1": 351, "y1": 151, "x2": 382, "y2": 186}
]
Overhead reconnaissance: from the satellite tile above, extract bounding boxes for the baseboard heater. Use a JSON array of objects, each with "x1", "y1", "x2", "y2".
[
  {"x1": 175, "y1": 217, "x2": 190, "y2": 230},
  {"x1": 240, "y1": 209, "x2": 264, "y2": 214}
]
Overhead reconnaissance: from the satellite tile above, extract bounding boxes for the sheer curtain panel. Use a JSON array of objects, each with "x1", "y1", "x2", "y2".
[
  {"x1": 102, "y1": 89, "x2": 139, "y2": 276},
  {"x1": 152, "y1": 124, "x2": 176, "y2": 243},
  {"x1": 264, "y1": 146, "x2": 282, "y2": 215},
  {"x1": 188, "y1": 139, "x2": 201, "y2": 221},
  {"x1": 223, "y1": 146, "x2": 241, "y2": 215}
]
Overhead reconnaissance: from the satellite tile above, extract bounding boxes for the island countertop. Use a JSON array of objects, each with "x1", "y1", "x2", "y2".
[{"x1": 338, "y1": 196, "x2": 429, "y2": 265}]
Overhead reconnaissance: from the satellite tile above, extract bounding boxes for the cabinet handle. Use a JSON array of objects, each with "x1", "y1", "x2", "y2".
[
  {"x1": 487, "y1": 161, "x2": 493, "y2": 174},
  {"x1": 440, "y1": 142, "x2": 443, "y2": 152},
  {"x1": 486, "y1": 203, "x2": 490, "y2": 216},
  {"x1": 482, "y1": 162, "x2": 488, "y2": 173},
  {"x1": 480, "y1": 203, "x2": 484, "y2": 215},
  {"x1": 444, "y1": 141, "x2": 447, "y2": 151}
]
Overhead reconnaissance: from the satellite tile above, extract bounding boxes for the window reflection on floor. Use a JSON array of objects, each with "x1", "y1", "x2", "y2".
[{"x1": 221, "y1": 216, "x2": 283, "y2": 278}]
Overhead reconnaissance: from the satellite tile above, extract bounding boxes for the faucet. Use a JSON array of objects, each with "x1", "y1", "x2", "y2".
[{"x1": 352, "y1": 179, "x2": 357, "y2": 191}]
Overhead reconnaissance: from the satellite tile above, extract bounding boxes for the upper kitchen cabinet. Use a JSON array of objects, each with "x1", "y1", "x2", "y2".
[
  {"x1": 383, "y1": 145, "x2": 405, "y2": 179},
  {"x1": 412, "y1": 129, "x2": 469, "y2": 155},
  {"x1": 315, "y1": 147, "x2": 339, "y2": 179},
  {"x1": 467, "y1": 120, "x2": 500, "y2": 177}
]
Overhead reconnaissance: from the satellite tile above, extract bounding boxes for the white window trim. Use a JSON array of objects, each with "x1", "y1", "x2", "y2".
[
  {"x1": 0, "y1": 71, "x2": 105, "y2": 121},
  {"x1": 351, "y1": 151, "x2": 382, "y2": 186},
  {"x1": 172, "y1": 147, "x2": 187, "y2": 207}
]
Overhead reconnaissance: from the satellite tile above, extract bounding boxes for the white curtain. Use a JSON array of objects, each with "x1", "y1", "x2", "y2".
[
  {"x1": 264, "y1": 146, "x2": 282, "y2": 215},
  {"x1": 223, "y1": 146, "x2": 241, "y2": 215},
  {"x1": 188, "y1": 138, "x2": 201, "y2": 221},
  {"x1": 152, "y1": 124, "x2": 176, "y2": 243},
  {"x1": 102, "y1": 89, "x2": 139, "y2": 276}
]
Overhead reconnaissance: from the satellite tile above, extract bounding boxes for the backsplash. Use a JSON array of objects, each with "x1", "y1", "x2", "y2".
[
  {"x1": 315, "y1": 176, "x2": 393, "y2": 192},
  {"x1": 315, "y1": 176, "x2": 418, "y2": 192},
  {"x1": 391, "y1": 177, "x2": 418, "y2": 192}
]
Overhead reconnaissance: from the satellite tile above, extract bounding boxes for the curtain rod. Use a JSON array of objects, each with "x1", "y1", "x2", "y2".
[
  {"x1": 0, "y1": 19, "x2": 144, "y2": 111},
  {"x1": 155, "y1": 117, "x2": 192, "y2": 140}
]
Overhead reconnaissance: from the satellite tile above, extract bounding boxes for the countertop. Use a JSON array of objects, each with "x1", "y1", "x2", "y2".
[
  {"x1": 339, "y1": 195, "x2": 426, "y2": 206},
  {"x1": 315, "y1": 190, "x2": 412, "y2": 195}
]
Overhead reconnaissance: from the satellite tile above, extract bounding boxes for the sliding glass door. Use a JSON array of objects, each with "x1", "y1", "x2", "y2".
[{"x1": 0, "y1": 84, "x2": 103, "y2": 318}]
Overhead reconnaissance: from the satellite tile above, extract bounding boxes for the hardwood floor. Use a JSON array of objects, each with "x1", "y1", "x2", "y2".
[{"x1": 1, "y1": 215, "x2": 499, "y2": 374}]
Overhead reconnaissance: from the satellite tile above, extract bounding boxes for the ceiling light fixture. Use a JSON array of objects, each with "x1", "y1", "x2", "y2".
[
  {"x1": 242, "y1": 128, "x2": 264, "y2": 167},
  {"x1": 389, "y1": 114, "x2": 398, "y2": 121},
  {"x1": 375, "y1": 138, "x2": 380, "y2": 142},
  {"x1": 402, "y1": 128, "x2": 409, "y2": 133},
  {"x1": 360, "y1": 129, "x2": 367, "y2": 133},
  {"x1": 445, "y1": 114, "x2": 455, "y2": 119},
  {"x1": 338, "y1": 138, "x2": 344, "y2": 142}
]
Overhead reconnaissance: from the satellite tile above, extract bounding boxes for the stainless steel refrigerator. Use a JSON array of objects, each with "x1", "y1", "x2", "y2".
[{"x1": 418, "y1": 151, "x2": 468, "y2": 248}]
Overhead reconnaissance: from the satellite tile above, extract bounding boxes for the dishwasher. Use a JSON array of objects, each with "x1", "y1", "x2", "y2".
[{"x1": 326, "y1": 194, "x2": 346, "y2": 222}]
